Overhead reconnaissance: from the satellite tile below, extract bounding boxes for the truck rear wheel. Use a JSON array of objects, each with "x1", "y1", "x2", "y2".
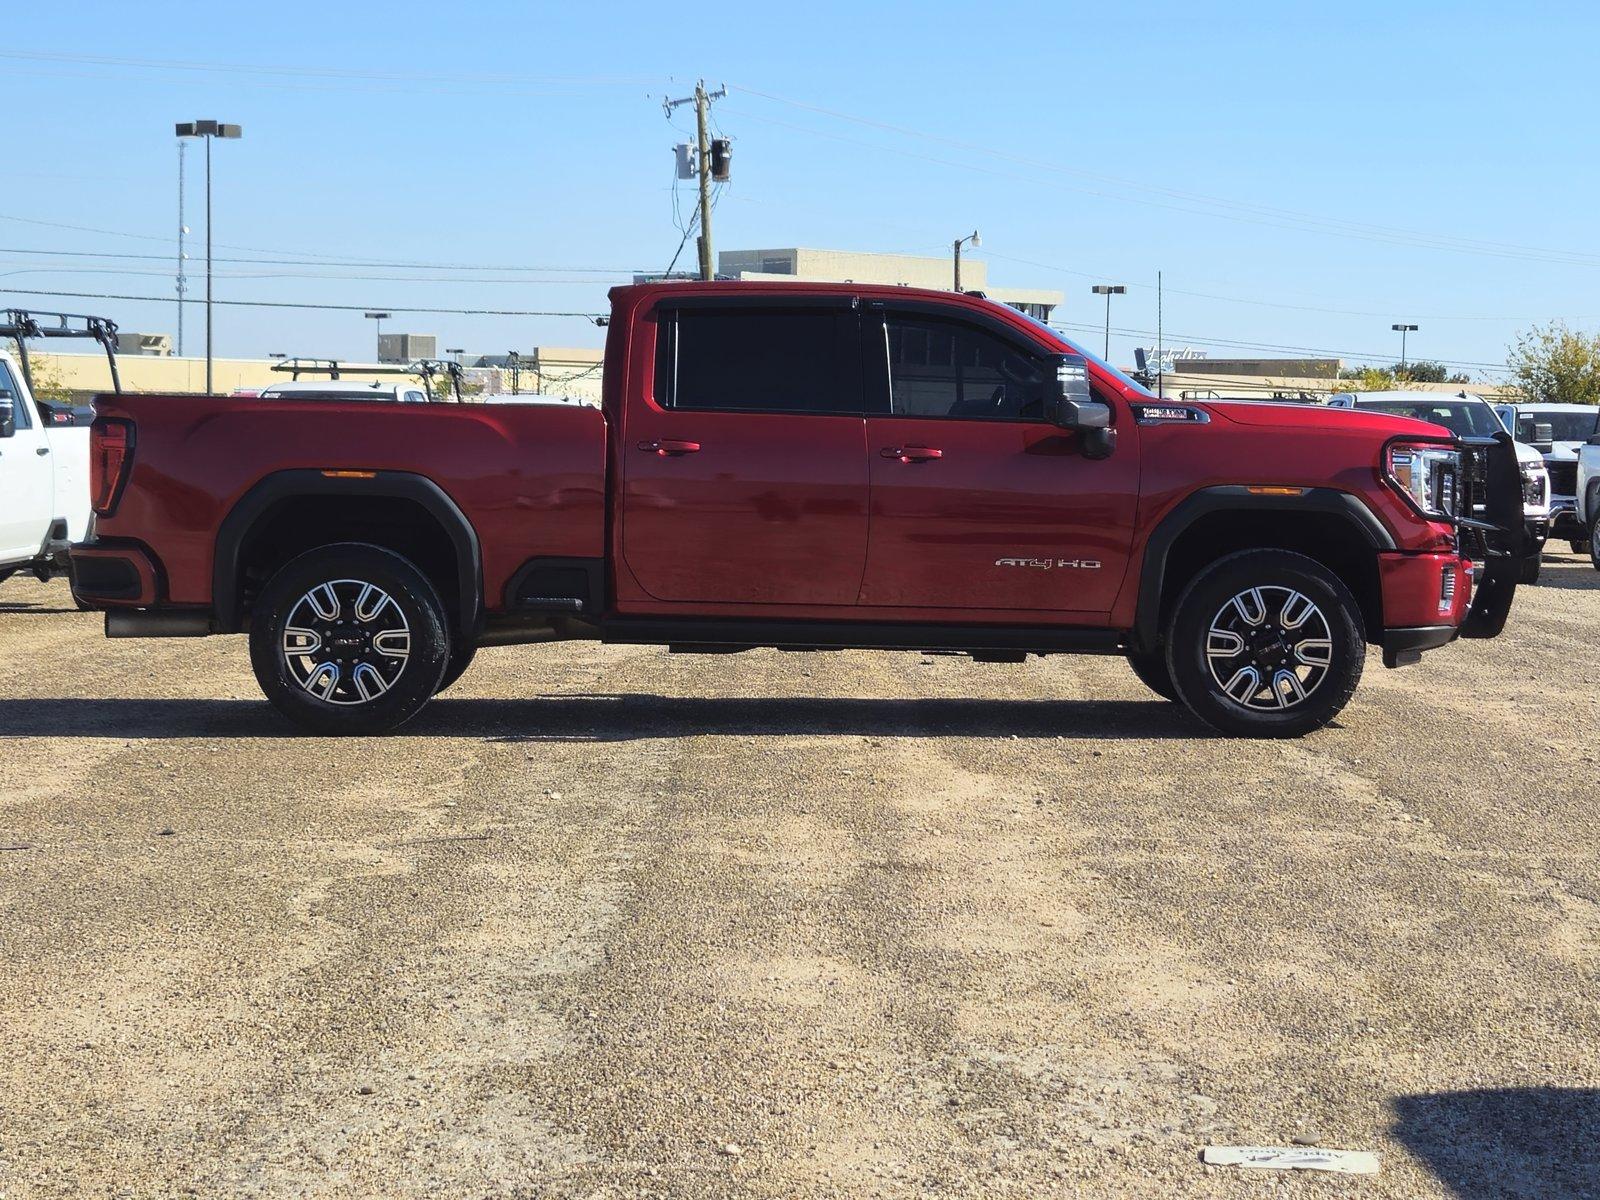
[
  {"x1": 1165, "y1": 549, "x2": 1365, "y2": 738},
  {"x1": 1124, "y1": 650, "x2": 1178, "y2": 701},
  {"x1": 1591, "y1": 520, "x2": 1600, "y2": 571},
  {"x1": 248, "y1": 542, "x2": 449, "y2": 735}
]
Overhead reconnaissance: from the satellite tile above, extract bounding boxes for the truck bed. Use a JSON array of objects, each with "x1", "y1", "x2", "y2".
[{"x1": 89, "y1": 393, "x2": 607, "y2": 612}]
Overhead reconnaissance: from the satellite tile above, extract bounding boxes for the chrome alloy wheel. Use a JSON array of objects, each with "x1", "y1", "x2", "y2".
[
  {"x1": 1204, "y1": 586, "x2": 1333, "y2": 711},
  {"x1": 280, "y1": 579, "x2": 411, "y2": 705}
]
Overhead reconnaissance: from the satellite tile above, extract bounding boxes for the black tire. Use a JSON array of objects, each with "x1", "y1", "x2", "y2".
[
  {"x1": 248, "y1": 542, "x2": 449, "y2": 735},
  {"x1": 1572, "y1": 539, "x2": 1589, "y2": 556},
  {"x1": 435, "y1": 637, "x2": 479, "y2": 694},
  {"x1": 1125, "y1": 650, "x2": 1178, "y2": 702},
  {"x1": 1165, "y1": 549, "x2": 1366, "y2": 738},
  {"x1": 1591, "y1": 520, "x2": 1600, "y2": 572},
  {"x1": 0, "y1": 567, "x2": 14, "y2": 587},
  {"x1": 1518, "y1": 553, "x2": 1542, "y2": 585}
]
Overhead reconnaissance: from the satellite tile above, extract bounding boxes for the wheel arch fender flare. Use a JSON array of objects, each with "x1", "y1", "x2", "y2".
[
  {"x1": 212, "y1": 468, "x2": 483, "y2": 637},
  {"x1": 1131, "y1": 485, "x2": 1395, "y2": 652}
]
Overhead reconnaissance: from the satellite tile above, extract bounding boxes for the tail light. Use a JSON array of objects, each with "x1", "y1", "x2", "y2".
[{"x1": 91, "y1": 418, "x2": 134, "y2": 516}]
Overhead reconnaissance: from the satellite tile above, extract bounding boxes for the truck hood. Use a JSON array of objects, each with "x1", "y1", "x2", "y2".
[{"x1": 1205, "y1": 400, "x2": 1454, "y2": 441}]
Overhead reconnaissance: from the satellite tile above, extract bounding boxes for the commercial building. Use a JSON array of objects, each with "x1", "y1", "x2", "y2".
[{"x1": 713, "y1": 247, "x2": 1063, "y2": 321}]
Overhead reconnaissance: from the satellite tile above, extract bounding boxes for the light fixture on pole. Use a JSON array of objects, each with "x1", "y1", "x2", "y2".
[
  {"x1": 1090, "y1": 285, "x2": 1127, "y2": 360},
  {"x1": 953, "y1": 230, "x2": 980, "y2": 291},
  {"x1": 175, "y1": 120, "x2": 242, "y2": 394},
  {"x1": 446, "y1": 347, "x2": 465, "y2": 364},
  {"x1": 1391, "y1": 323, "x2": 1418, "y2": 373},
  {"x1": 365, "y1": 312, "x2": 392, "y2": 360}
]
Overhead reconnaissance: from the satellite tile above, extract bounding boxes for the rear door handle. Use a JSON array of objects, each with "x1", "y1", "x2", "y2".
[
  {"x1": 880, "y1": 445, "x2": 943, "y2": 463},
  {"x1": 36, "y1": 446, "x2": 49, "y2": 456},
  {"x1": 638, "y1": 439, "x2": 702, "y2": 456}
]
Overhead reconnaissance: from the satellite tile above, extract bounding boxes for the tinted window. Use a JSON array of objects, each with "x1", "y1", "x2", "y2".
[
  {"x1": 658, "y1": 307, "x2": 855, "y2": 413},
  {"x1": 1516, "y1": 410, "x2": 1600, "y2": 442},
  {"x1": 0, "y1": 362, "x2": 30, "y2": 428},
  {"x1": 1358, "y1": 400, "x2": 1501, "y2": 438},
  {"x1": 885, "y1": 315, "x2": 1048, "y2": 420}
]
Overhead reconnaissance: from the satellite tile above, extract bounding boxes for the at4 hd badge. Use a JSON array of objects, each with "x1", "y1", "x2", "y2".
[{"x1": 995, "y1": 557, "x2": 1102, "y2": 570}]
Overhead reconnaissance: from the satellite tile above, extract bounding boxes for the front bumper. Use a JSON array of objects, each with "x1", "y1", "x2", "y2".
[{"x1": 1550, "y1": 497, "x2": 1582, "y2": 538}]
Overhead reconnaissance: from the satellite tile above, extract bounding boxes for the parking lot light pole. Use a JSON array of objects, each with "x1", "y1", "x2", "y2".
[
  {"x1": 1091, "y1": 285, "x2": 1127, "y2": 360},
  {"x1": 1392, "y1": 323, "x2": 1418, "y2": 374},
  {"x1": 365, "y1": 312, "x2": 392, "y2": 360},
  {"x1": 953, "y1": 230, "x2": 980, "y2": 291},
  {"x1": 175, "y1": 121, "x2": 242, "y2": 394}
]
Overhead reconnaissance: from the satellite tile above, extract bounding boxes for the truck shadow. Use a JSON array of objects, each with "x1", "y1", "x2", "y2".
[
  {"x1": 1392, "y1": 1087, "x2": 1600, "y2": 1198},
  {"x1": 1531, "y1": 560, "x2": 1600, "y2": 592},
  {"x1": 0, "y1": 695, "x2": 1210, "y2": 742}
]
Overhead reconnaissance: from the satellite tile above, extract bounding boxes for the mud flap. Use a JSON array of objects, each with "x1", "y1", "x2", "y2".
[
  {"x1": 1459, "y1": 431, "x2": 1524, "y2": 640},
  {"x1": 1460, "y1": 555, "x2": 1517, "y2": 639}
]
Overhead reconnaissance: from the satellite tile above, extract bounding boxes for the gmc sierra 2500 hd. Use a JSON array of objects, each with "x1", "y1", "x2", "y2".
[{"x1": 71, "y1": 282, "x2": 1526, "y2": 737}]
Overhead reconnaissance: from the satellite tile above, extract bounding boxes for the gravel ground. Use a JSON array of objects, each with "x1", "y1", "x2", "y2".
[{"x1": 0, "y1": 557, "x2": 1596, "y2": 1199}]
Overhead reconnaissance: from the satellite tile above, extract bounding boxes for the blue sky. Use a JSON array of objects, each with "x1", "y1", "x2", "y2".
[{"x1": 5, "y1": 0, "x2": 1599, "y2": 377}]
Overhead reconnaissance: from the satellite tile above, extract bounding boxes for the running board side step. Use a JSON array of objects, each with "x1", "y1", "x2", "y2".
[{"x1": 604, "y1": 618, "x2": 1125, "y2": 655}]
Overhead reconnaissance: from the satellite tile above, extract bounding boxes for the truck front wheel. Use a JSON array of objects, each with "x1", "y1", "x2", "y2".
[
  {"x1": 248, "y1": 542, "x2": 449, "y2": 735},
  {"x1": 1164, "y1": 549, "x2": 1365, "y2": 738}
]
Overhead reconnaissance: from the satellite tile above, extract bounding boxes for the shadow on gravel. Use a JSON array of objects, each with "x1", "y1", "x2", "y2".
[
  {"x1": 0, "y1": 695, "x2": 1206, "y2": 741},
  {"x1": 0, "y1": 604, "x2": 83, "y2": 614},
  {"x1": 1531, "y1": 561, "x2": 1600, "y2": 592},
  {"x1": 1393, "y1": 1088, "x2": 1600, "y2": 1198}
]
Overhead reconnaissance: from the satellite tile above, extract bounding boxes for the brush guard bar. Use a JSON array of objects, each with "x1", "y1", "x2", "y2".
[{"x1": 1456, "y1": 431, "x2": 1527, "y2": 640}]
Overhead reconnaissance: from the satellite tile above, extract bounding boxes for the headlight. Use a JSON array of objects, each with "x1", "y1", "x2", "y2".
[
  {"x1": 1521, "y1": 463, "x2": 1549, "y2": 510},
  {"x1": 1386, "y1": 442, "x2": 1459, "y2": 519}
]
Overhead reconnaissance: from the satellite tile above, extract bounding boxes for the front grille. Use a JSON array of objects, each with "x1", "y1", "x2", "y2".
[
  {"x1": 1460, "y1": 444, "x2": 1489, "y2": 516},
  {"x1": 1548, "y1": 461, "x2": 1577, "y2": 497}
]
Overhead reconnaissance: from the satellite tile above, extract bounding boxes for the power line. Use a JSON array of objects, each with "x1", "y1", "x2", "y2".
[{"x1": 0, "y1": 287, "x2": 603, "y2": 319}]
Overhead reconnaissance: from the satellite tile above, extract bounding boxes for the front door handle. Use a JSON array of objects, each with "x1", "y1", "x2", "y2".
[
  {"x1": 36, "y1": 446, "x2": 49, "y2": 456},
  {"x1": 880, "y1": 445, "x2": 943, "y2": 463},
  {"x1": 638, "y1": 438, "x2": 702, "y2": 456}
]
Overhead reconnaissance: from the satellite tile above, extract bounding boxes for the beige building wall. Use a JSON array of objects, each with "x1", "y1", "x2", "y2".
[{"x1": 30, "y1": 349, "x2": 607, "y2": 404}]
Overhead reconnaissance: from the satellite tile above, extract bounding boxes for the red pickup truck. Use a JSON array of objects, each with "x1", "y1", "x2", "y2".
[{"x1": 70, "y1": 282, "x2": 1526, "y2": 737}]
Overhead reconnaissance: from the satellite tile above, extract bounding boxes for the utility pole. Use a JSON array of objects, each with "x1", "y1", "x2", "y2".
[
  {"x1": 176, "y1": 139, "x2": 187, "y2": 357},
  {"x1": 664, "y1": 81, "x2": 728, "y2": 281},
  {"x1": 694, "y1": 81, "x2": 715, "y2": 282},
  {"x1": 1157, "y1": 270, "x2": 1165, "y2": 399},
  {"x1": 176, "y1": 121, "x2": 242, "y2": 393},
  {"x1": 953, "y1": 230, "x2": 980, "y2": 291}
]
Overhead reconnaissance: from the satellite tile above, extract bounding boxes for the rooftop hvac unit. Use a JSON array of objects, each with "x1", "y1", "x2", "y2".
[{"x1": 377, "y1": 333, "x2": 438, "y2": 364}]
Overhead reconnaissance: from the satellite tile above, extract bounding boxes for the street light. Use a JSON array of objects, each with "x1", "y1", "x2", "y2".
[
  {"x1": 953, "y1": 229, "x2": 980, "y2": 291},
  {"x1": 175, "y1": 120, "x2": 242, "y2": 394},
  {"x1": 1091, "y1": 285, "x2": 1127, "y2": 360},
  {"x1": 446, "y1": 347, "x2": 465, "y2": 364},
  {"x1": 365, "y1": 312, "x2": 392, "y2": 360},
  {"x1": 1392, "y1": 323, "x2": 1419, "y2": 373}
]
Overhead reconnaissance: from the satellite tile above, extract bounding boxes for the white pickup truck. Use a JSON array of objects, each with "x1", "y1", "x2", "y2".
[
  {"x1": 0, "y1": 347, "x2": 90, "y2": 587},
  {"x1": 1577, "y1": 435, "x2": 1600, "y2": 567}
]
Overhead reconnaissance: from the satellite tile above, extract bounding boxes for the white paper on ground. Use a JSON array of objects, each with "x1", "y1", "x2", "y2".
[{"x1": 1202, "y1": 1145, "x2": 1381, "y2": 1174}]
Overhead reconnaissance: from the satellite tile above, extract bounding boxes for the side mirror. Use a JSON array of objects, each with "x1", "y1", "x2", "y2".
[
  {"x1": 0, "y1": 391, "x2": 14, "y2": 439},
  {"x1": 1046, "y1": 354, "x2": 1116, "y2": 460},
  {"x1": 1533, "y1": 422, "x2": 1555, "y2": 445}
]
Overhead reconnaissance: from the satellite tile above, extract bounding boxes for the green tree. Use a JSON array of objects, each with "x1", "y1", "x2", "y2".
[
  {"x1": 1334, "y1": 365, "x2": 1400, "y2": 392},
  {"x1": 1393, "y1": 360, "x2": 1447, "y2": 383},
  {"x1": 4, "y1": 340, "x2": 75, "y2": 404},
  {"x1": 1506, "y1": 322, "x2": 1600, "y2": 406}
]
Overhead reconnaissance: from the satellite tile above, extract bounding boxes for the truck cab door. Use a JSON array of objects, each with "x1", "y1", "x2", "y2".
[
  {"x1": 620, "y1": 300, "x2": 871, "y2": 606},
  {"x1": 0, "y1": 361, "x2": 54, "y2": 565},
  {"x1": 859, "y1": 308, "x2": 1139, "y2": 615}
]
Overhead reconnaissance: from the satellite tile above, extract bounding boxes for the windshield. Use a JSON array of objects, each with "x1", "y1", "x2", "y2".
[
  {"x1": 1515, "y1": 409, "x2": 1600, "y2": 442},
  {"x1": 1356, "y1": 399, "x2": 1503, "y2": 438},
  {"x1": 1008, "y1": 309, "x2": 1156, "y2": 396}
]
